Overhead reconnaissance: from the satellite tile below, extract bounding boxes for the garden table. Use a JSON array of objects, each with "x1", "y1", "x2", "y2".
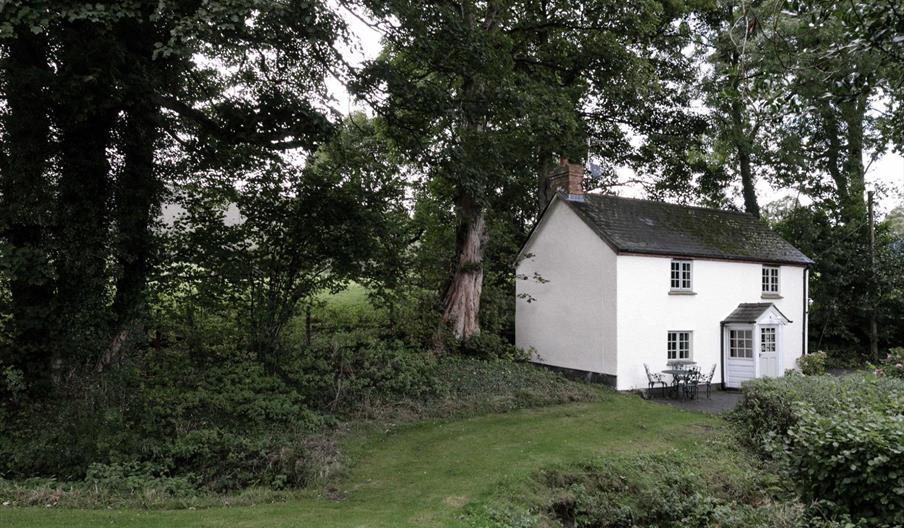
[{"x1": 662, "y1": 368, "x2": 697, "y2": 400}]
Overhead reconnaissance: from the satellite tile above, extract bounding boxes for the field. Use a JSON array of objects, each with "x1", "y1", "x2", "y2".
[{"x1": 1, "y1": 395, "x2": 724, "y2": 528}]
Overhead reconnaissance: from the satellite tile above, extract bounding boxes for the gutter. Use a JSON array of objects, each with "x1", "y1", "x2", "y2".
[
  {"x1": 802, "y1": 267, "x2": 809, "y2": 356},
  {"x1": 720, "y1": 321, "x2": 726, "y2": 390}
]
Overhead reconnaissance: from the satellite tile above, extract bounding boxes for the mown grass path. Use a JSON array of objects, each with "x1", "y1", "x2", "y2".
[{"x1": 1, "y1": 395, "x2": 718, "y2": 528}]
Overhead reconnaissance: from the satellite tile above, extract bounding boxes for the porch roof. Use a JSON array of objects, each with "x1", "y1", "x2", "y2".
[{"x1": 722, "y1": 302, "x2": 792, "y2": 324}]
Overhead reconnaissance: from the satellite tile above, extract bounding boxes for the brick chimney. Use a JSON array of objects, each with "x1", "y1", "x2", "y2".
[{"x1": 545, "y1": 157, "x2": 584, "y2": 203}]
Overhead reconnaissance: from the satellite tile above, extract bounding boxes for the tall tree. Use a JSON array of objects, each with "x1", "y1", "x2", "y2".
[
  {"x1": 697, "y1": 0, "x2": 785, "y2": 217},
  {"x1": 0, "y1": 27, "x2": 54, "y2": 386},
  {"x1": 0, "y1": 0, "x2": 346, "y2": 384},
  {"x1": 760, "y1": 0, "x2": 888, "y2": 226},
  {"x1": 353, "y1": 0, "x2": 699, "y2": 341}
]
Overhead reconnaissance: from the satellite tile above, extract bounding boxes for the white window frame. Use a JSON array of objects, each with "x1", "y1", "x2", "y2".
[
  {"x1": 761, "y1": 327, "x2": 776, "y2": 354},
  {"x1": 729, "y1": 328, "x2": 754, "y2": 359},
  {"x1": 670, "y1": 259, "x2": 693, "y2": 291},
  {"x1": 667, "y1": 331, "x2": 693, "y2": 360},
  {"x1": 762, "y1": 265, "x2": 780, "y2": 294}
]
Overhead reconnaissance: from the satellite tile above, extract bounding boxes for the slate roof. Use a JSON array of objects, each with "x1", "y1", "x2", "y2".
[
  {"x1": 560, "y1": 193, "x2": 814, "y2": 265},
  {"x1": 723, "y1": 303, "x2": 791, "y2": 324}
]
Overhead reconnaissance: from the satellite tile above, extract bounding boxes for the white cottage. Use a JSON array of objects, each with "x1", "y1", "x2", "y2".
[{"x1": 515, "y1": 161, "x2": 813, "y2": 391}]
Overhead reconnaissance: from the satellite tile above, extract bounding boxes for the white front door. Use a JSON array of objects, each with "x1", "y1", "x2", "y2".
[{"x1": 759, "y1": 326, "x2": 779, "y2": 377}]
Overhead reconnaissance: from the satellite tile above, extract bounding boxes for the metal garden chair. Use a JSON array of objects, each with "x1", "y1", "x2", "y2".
[
  {"x1": 701, "y1": 364, "x2": 717, "y2": 399},
  {"x1": 644, "y1": 363, "x2": 668, "y2": 398}
]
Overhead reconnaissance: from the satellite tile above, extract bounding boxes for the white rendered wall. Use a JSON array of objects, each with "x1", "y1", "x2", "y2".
[
  {"x1": 516, "y1": 199, "x2": 618, "y2": 375},
  {"x1": 615, "y1": 256, "x2": 806, "y2": 391}
]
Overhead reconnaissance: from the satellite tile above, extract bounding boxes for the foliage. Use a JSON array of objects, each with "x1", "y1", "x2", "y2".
[
  {"x1": 0, "y1": 0, "x2": 347, "y2": 393},
  {"x1": 732, "y1": 374, "x2": 904, "y2": 526},
  {"x1": 457, "y1": 333, "x2": 528, "y2": 361},
  {"x1": 786, "y1": 404, "x2": 904, "y2": 527},
  {"x1": 2, "y1": 395, "x2": 722, "y2": 524},
  {"x1": 871, "y1": 347, "x2": 904, "y2": 379},
  {"x1": 771, "y1": 204, "x2": 904, "y2": 360},
  {"x1": 351, "y1": 0, "x2": 704, "y2": 340},
  {"x1": 797, "y1": 351, "x2": 827, "y2": 375},
  {"x1": 160, "y1": 115, "x2": 409, "y2": 358},
  {"x1": 466, "y1": 434, "x2": 806, "y2": 528},
  {"x1": 731, "y1": 374, "x2": 904, "y2": 451}
]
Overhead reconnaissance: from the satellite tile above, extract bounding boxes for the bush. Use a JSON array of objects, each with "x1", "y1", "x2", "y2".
[
  {"x1": 786, "y1": 405, "x2": 904, "y2": 527},
  {"x1": 871, "y1": 347, "x2": 904, "y2": 379},
  {"x1": 467, "y1": 444, "x2": 805, "y2": 528},
  {"x1": 797, "y1": 351, "x2": 827, "y2": 375},
  {"x1": 731, "y1": 374, "x2": 904, "y2": 451},
  {"x1": 457, "y1": 332, "x2": 528, "y2": 361},
  {"x1": 294, "y1": 330, "x2": 440, "y2": 412},
  {"x1": 732, "y1": 374, "x2": 904, "y2": 527}
]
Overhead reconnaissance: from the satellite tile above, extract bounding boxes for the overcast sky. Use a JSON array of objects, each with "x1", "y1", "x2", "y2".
[{"x1": 328, "y1": 5, "x2": 904, "y2": 217}]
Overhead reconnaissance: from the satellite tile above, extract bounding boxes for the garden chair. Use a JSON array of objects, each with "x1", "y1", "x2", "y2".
[
  {"x1": 701, "y1": 364, "x2": 717, "y2": 399},
  {"x1": 682, "y1": 367, "x2": 703, "y2": 400},
  {"x1": 643, "y1": 363, "x2": 668, "y2": 398}
]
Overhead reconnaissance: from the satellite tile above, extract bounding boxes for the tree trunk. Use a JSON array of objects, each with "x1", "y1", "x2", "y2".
[
  {"x1": 0, "y1": 30, "x2": 55, "y2": 387},
  {"x1": 54, "y1": 20, "x2": 120, "y2": 367},
  {"x1": 729, "y1": 99, "x2": 759, "y2": 217},
  {"x1": 840, "y1": 96, "x2": 868, "y2": 225},
  {"x1": 112, "y1": 18, "x2": 162, "y2": 329},
  {"x1": 821, "y1": 109, "x2": 849, "y2": 214},
  {"x1": 441, "y1": 196, "x2": 487, "y2": 340}
]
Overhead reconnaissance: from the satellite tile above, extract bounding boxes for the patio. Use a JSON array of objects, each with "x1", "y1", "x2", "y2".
[{"x1": 648, "y1": 388, "x2": 742, "y2": 414}]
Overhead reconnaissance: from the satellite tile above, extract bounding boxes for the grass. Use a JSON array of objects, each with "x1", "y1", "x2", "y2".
[
  {"x1": 0, "y1": 394, "x2": 727, "y2": 528},
  {"x1": 318, "y1": 283, "x2": 372, "y2": 310}
]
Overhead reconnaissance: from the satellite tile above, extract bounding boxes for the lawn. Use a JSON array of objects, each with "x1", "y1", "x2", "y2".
[{"x1": 1, "y1": 395, "x2": 720, "y2": 528}]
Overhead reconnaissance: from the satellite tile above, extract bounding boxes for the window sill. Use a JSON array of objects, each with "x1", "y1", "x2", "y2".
[
  {"x1": 669, "y1": 290, "x2": 697, "y2": 296},
  {"x1": 761, "y1": 293, "x2": 783, "y2": 299}
]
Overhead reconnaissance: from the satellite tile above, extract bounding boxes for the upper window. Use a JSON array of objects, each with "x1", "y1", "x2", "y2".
[
  {"x1": 729, "y1": 329, "x2": 753, "y2": 358},
  {"x1": 670, "y1": 260, "x2": 692, "y2": 291},
  {"x1": 667, "y1": 331, "x2": 692, "y2": 360},
  {"x1": 762, "y1": 265, "x2": 780, "y2": 294}
]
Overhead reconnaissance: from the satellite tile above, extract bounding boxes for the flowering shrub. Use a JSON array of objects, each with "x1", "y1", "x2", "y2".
[
  {"x1": 797, "y1": 351, "x2": 827, "y2": 375},
  {"x1": 872, "y1": 347, "x2": 904, "y2": 379}
]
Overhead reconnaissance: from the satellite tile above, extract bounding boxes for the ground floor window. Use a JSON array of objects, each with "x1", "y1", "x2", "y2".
[
  {"x1": 667, "y1": 331, "x2": 692, "y2": 360},
  {"x1": 729, "y1": 329, "x2": 753, "y2": 358}
]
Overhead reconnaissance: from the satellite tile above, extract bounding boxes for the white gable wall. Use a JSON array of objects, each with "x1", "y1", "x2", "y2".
[
  {"x1": 516, "y1": 198, "x2": 618, "y2": 376},
  {"x1": 615, "y1": 255, "x2": 806, "y2": 391}
]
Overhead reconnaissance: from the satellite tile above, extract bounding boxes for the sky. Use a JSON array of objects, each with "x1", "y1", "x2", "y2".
[{"x1": 328, "y1": 4, "x2": 904, "y2": 217}]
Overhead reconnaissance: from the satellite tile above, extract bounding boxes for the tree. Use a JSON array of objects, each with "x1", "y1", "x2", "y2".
[
  {"x1": 757, "y1": 1, "x2": 889, "y2": 226},
  {"x1": 0, "y1": 26, "x2": 54, "y2": 386},
  {"x1": 352, "y1": 0, "x2": 700, "y2": 341},
  {"x1": 696, "y1": 0, "x2": 787, "y2": 217},
  {"x1": 161, "y1": 115, "x2": 410, "y2": 367},
  {"x1": 0, "y1": 0, "x2": 346, "y2": 386}
]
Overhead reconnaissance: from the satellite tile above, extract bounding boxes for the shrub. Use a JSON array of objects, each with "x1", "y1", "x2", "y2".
[
  {"x1": 457, "y1": 332, "x2": 528, "y2": 361},
  {"x1": 786, "y1": 404, "x2": 904, "y2": 527},
  {"x1": 467, "y1": 446, "x2": 806, "y2": 528},
  {"x1": 291, "y1": 329, "x2": 439, "y2": 412},
  {"x1": 797, "y1": 351, "x2": 827, "y2": 375},
  {"x1": 871, "y1": 347, "x2": 904, "y2": 379},
  {"x1": 731, "y1": 374, "x2": 904, "y2": 451},
  {"x1": 733, "y1": 374, "x2": 904, "y2": 527},
  {"x1": 431, "y1": 357, "x2": 603, "y2": 415}
]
